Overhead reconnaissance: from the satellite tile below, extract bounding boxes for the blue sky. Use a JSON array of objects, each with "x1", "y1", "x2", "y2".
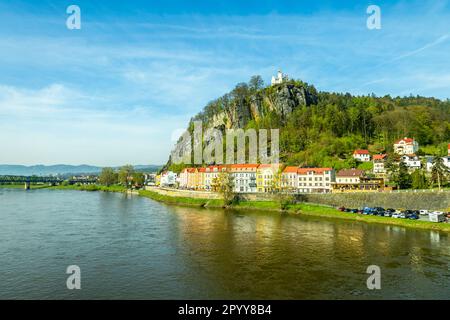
[{"x1": 1, "y1": 0, "x2": 450, "y2": 166}]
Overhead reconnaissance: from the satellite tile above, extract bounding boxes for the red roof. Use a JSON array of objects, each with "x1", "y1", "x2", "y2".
[
  {"x1": 282, "y1": 166, "x2": 298, "y2": 173},
  {"x1": 230, "y1": 164, "x2": 259, "y2": 169},
  {"x1": 353, "y1": 149, "x2": 369, "y2": 155},
  {"x1": 297, "y1": 167, "x2": 332, "y2": 174},
  {"x1": 373, "y1": 154, "x2": 387, "y2": 160},
  {"x1": 395, "y1": 137, "x2": 414, "y2": 144}
]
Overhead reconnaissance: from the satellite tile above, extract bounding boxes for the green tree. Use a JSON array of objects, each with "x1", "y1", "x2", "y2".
[
  {"x1": 215, "y1": 172, "x2": 235, "y2": 205},
  {"x1": 431, "y1": 156, "x2": 448, "y2": 190},
  {"x1": 394, "y1": 162, "x2": 412, "y2": 189},
  {"x1": 132, "y1": 172, "x2": 145, "y2": 187},
  {"x1": 249, "y1": 75, "x2": 264, "y2": 91},
  {"x1": 411, "y1": 169, "x2": 428, "y2": 190},
  {"x1": 118, "y1": 165, "x2": 134, "y2": 187},
  {"x1": 99, "y1": 167, "x2": 118, "y2": 186}
]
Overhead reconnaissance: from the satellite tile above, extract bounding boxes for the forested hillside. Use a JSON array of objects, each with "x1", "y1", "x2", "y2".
[{"x1": 167, "y1": 76, "x2": 450, "y2": 172}]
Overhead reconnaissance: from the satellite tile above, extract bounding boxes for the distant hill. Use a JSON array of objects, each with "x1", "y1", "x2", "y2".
[{"x1": 0, "y1": 164, "x2": 162, "y2": 176}]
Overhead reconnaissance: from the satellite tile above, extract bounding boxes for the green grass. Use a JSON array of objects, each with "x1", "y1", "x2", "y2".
[{"x1": 138, "y1": 190, "x2": 225, "y2": 207}]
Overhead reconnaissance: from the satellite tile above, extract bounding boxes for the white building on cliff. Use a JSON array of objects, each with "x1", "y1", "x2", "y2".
[{"x1": 271, "y1": 70, "x2": 289, "y2": 85}]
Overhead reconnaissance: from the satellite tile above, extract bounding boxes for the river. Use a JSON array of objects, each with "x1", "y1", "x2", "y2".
[{"x1": 0, "y1": 188, "x2": 448, "y2": 299}]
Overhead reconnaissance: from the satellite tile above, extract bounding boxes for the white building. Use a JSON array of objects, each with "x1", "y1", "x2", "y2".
[
  {"x1": 271, "y1": 70, "x2": 289, "y2": 86},
  {"x1": 229, "y1": 164, "x2": 258, "y2": 193},
  {"x1": 281, "y1": 166, "x2": 298, "y2": 191},
  {"x1": 394, "y1": 137, "x2": 419, "y2": 155},
  {"x1": 204, "y1": 165, "x2": 227, "y2": 191},
  {"x1": 400, "y1": 155, "x2": 421, "y2": 171},
  {"x1": 160, "y1": 171, "x2": 177, "y2": 187},
  {"x1": 353, "y1": 149, "x2": 371, "y2": 162},
  {"x1": 296, "y1": 168, "x2": 335, "y2": 193},
  {"x1": 373, "y1": 154, "x2": 387, "y2": 175}
]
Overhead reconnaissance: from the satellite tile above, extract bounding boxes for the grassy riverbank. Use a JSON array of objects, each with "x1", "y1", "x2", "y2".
[{"x1": 138, "y1": 190, "x2": 450, "y2": 232}]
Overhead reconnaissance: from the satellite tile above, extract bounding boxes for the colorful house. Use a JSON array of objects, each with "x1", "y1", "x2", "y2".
[{"x1": 256, "y1": 163, "x2": 283, "y2": 193}]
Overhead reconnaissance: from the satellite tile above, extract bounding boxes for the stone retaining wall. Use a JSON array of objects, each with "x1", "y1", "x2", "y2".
[
  {"x1": 146, "y1": 187, "x2": 450, "y2": 210},
  {"x1": 300, "y1": 191, "x2": 450, "y2": 210}
]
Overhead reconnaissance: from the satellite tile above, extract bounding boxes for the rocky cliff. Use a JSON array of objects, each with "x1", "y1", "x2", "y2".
[{"x1": 165, "y1": 80, "x2": 318, "y2": 170}]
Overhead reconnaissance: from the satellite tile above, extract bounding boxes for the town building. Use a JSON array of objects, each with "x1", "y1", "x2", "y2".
[
  {"x1": 332, "y1": 169, "x2": 384, "y2": 192},
  {"x1": 297, "y1": 168, "x2": 335, "y2": 193},
  {"x1": 229, "y1": 164, "x2": 258, "y2": 193},
  {"x1": 160, "y1": 171, "x2": 177, "y2": 187},
  {"x1": 373, "y1": 154, "x2": 387, "y2": 175},
  {"x1": 281, "y1": 166, "x2": 298, "y2": 192},
  {"x1": 256, "y1": 163, "x2": 283, "y2": 193},
  {"x1": 394, "y1": 137, "x2": 419, "y2": 155},
  {"x1": 271, "y1": 70, "x2": 289, "y2": 86},
  {"x1": 353, "y1": 149, "x2": 371, "y2": 162},
  {"x1": 400, "y1": 154, "x2": 421, "y2": 171}
]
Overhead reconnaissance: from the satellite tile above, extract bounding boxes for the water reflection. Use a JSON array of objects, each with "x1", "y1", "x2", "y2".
[
  {"x1": 168, "y1": 206, "x2": 450, "y2": 299},
  {"x1": 0, "y1": 189, "x2": 448, "y2": 299}
]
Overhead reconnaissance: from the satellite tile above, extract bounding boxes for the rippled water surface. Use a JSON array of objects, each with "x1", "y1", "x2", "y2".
[{"x1": 0, "y1": 189, "x2": 448, "y2": 299}]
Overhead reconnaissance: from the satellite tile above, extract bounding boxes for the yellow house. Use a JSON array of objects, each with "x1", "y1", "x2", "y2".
[
  {"x1": 256, "y1": 164, "x2": 283, "y2": 192},
  {"x1": 155, "y1": 174, "x2": 161, "y2": 186}
]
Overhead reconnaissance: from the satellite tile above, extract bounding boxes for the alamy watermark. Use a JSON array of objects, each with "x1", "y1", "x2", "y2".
[
  {"x1": 367, "y1": 5, "x2": 381, "y2": 30},
  {"x1": 171, "y1": 121, "x2": 279, "y2": 165},
  {"x1": 366, "y1": 265, "x2": 381, "y2": 290},
  {"x1": 66, "y1": 265, "x2": 81, "y2": 290},
  {"x1": 66, "y1": 5, "x2": 81, "y2": 30}
]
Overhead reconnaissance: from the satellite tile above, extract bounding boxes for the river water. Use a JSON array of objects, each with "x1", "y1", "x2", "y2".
[{"x1": 0, "y1": 188, "x2": 448, "y2": 299}]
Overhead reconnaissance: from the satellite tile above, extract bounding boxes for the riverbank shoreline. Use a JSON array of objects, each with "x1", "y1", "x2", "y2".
[
  {"x1": 2, "y1": 184, "x2": 449, "y2": 232},
  {"x1": 138, "y1": 189, "x2": 450, "y2": 233}
]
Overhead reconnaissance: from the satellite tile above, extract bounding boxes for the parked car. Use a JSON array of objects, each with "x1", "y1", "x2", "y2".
[
  {"x1": 350, "y1": 209, "x2": 359, "y2": 213},
  {"x1": 429, "y1": 211, "x2": 446, "y2": 223},
  {"x1": 338, "y1": 207, "x2": 346, "y2": 212},
  {"x1": 408, "y1": 214, "x2": 419, "y2": 220},
  {"x1": 385, "y1": 209, "x2": 395, "y2": 217},
  {"x1": 399, "y1": 212, "x2": 406, "y2": 219},
  {"x1": 419, "y1": 210, "x2": 429, "y2": 215},
  {"x1": 392, "y1": 213, "x2": 400, "y2": 218}
]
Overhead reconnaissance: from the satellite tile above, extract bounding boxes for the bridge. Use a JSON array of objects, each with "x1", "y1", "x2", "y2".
[{"x1": 0, "y1": 175, "x2": 98, "y2": 190}]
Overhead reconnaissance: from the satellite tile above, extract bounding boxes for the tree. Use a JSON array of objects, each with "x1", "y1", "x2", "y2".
[
  {"x1": 215, "y1": 171, "x2": 235, "y2": 205},
  {"x1": 431, "y1": 156, "x2": 448, "y2": 191},
  {"x1": 118, "y1": 165, "x2": 134, "y2": 187},
  {"x1": 249, "y1": 75, "x2": 264, "y2": 91},
  {"x1": 132, "y1": 172, "x2": 144, "y2": 187},
  {"x1": 394, "y1": 162, "x2": 412, "y2": 189},
  {"x1": 99, "y1": 167, "x2": 118, "y2": 186},
  {"x1": 411, "y1": 169, "x2": 428, "y2": 190}
]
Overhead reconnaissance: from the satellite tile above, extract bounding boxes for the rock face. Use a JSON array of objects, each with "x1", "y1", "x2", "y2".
[{"x1": 165, "y1": 81, "x2": 317, "y2": 169}]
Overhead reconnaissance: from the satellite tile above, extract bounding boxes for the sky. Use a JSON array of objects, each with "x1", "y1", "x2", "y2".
[{"x1": 1, "y1": 0, "x2": 450, "y2": 166}]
